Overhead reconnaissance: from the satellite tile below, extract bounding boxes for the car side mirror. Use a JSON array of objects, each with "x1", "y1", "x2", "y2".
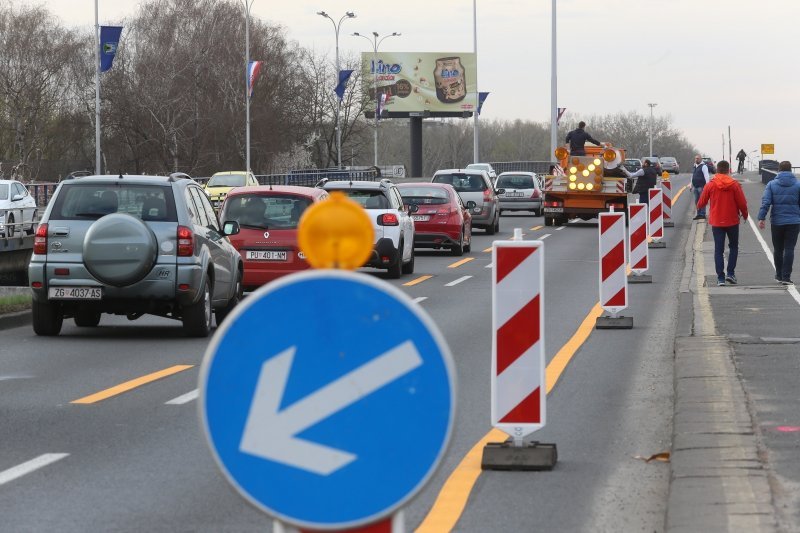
[
  {"x1": 466, "y1": 201, "x2": 477, "y2": 209},
  {"x1": 495, "y1": 188, "x2": 505, "y2": 195},
  {"x1": 408, "y1": 203, "x2": 419, "y2": 213},
  {"x1": 222, "y1": 220, "x2": 240, "y2": 236},
  {"x1": 11, "y1": 194, "x2": 24, "y2": 202}
]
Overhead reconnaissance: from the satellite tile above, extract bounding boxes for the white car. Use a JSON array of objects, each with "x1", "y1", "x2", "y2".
[
  {"x1": 0, "y1": 180, "x2": 37, "y2": 238},
  {"x1": 466, "y1": 163, "x2": 497, "y2": 180},
  {"x1": 319, "y1": 179, "x2": 416, "y2": 279}
]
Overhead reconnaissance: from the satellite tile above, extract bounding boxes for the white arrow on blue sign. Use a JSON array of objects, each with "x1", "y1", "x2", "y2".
[{"x1": 199, "y1": 270, "x2": 455, "y2": 530}]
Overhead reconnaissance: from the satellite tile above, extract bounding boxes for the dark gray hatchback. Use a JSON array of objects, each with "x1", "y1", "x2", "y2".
[{"x1": 28, "y1": 175, "x2": 243, "y2": 337}]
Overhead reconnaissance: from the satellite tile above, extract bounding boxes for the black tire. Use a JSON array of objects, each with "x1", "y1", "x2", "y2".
[
  {"x1": 401, "y1": 247, "x2": 415, "y2": 275},
  {"x1": 74, "y1": 310, "x2": 101, "y2": 327},
  {"x1": 494, "y1": 215, "x2": 500, "y2": 233},
  {"x1": 387, "y1": 245, "x2": 403, "y2": 279},
  {"x1": 6, "y1": 214, "x2": 15, "y2": 238},
  {"x1": 32, "y1": 300, "x2": 63, "y2": 336},
  {"x1": 26, "y1": 210, "x2": 37, "y2": 235},
  {"x1": 450, "y1": 230, "x2": 465, "y2": 256},
  {"x1": 544, "y1": 216, "x2": 553, "y2": 227},
  {"x1": 485, "y1": 217, "x2": 497, "y2": 236},
  {"x1": 215, "y1": 269, "x2": 243, "y2": 326},
  {"x1": 464, "y1": 234, "x2": 471, "y2": 253},
  {"x1": 183, "y1": 279, "x2": 212, "y2": 337}
]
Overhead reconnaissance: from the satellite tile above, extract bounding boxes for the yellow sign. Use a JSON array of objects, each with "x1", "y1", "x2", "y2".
[
  {"x1": 761, "y1": 144, "x2": 775, "y2": 154},
  {"x1": 361, "y1": 52, "x2": 478, "y2": 113},
  {"x1": 297, "y1": 192, "x2": 374, "y2": 270}
]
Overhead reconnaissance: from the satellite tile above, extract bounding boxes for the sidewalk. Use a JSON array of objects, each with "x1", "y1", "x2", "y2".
[{"x1": 667, "y1": 171, "x2": 800, "y2": 532}]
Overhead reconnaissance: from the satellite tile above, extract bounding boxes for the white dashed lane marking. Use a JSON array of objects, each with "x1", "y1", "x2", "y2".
[
  {"x1": 165, "y1": 389, "x2": 199, "y2": 405},
  {"x1": 540, "y1": 234, "x2": 552, "y2": 240},
  {"x1": 412, "y1": 297, "x2": 428, "y2": 304},
  {"x1": 0, "y1": 454, "x2": 69, "y2": 487},
  {"x1": 445, "y1": 276, "x2": 473, "y2": 287}
]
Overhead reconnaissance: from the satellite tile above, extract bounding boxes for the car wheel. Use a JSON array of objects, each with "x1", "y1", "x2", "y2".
[
  {"x1": 32, "y1": 300, "x2": 63, "y2": 336},
  {"x1": 485, "y1": 216, "x2": 497, "y2": 235},
  {"x1": 387, "y1": 244, "x2": 403, "y2": 279},
  {"x1": 544, "y1": 216, "x2": 554, "y2": 227},
  {"x1": 464, "y1": 230, "x2": 472, "y2": 253},
  {"x1": 450, "y1": 229, "x2": 465, "y2": 256},
  {"x1": 6, "y1": 214, "x2": 15, "y2": 238},
  {"x1": 26, "y1": 210, "x2": 37, "y2": 235},
  {"x1": 74, "y1": 310, "x2": 101, "y2": 327},
  {"x1": 215, "y1": 269, "x2": 243, "y2": 326},
  {"x1": 402, "y1": 247, "x2": 415, "y2": 275},
  {"x1": 494, "y1": 214, "x2": 500, "y2": 233},
  {"x1": 183, "y1": 279, "x2": 212, "y2": 337}
]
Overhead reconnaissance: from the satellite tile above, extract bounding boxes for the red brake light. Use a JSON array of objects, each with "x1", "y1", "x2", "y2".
[
  {"x1": 177, "y1": 225, "x2": 194, "y2": 256},
  {"x1": 436, "y1": 208, "x2": 451, "y2": 216},
  {"x1": 378, "y1": 213, "x2": 399, "y2": 226},
  {"x1": 483, "y1": 189, "x2": 492, "y2": 200},
  {"x1": 544, "y1": 200, "x2": 563, "y2": 207},
  {"x1": 33, "y1": 223, "x2": 48, "y2": 254},
  {"x1": 531, "y1": 189, "x2": 541, "y2": 199}
]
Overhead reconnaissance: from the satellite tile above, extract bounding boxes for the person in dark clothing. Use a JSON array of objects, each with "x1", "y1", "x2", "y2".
[
  {"x1": 565, "y1": 121, "x2": 603, "y2": 156},
  {"x1": 757, "y1": 160, "x2": 800, "y2": 285},
  {"x1": 736, "y1": 149, "x2": 747, "y2": 174},
  {"x1": 691, "y1": 154, "x2": 711, "y2": 219},
  {"x1": 622, "y1": 159, "x2": 658, "y2": 204}
]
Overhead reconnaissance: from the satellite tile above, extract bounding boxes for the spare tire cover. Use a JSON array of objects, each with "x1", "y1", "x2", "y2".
[{"x1": 83, "y1": 213, "x2": 158, "y2": 287}]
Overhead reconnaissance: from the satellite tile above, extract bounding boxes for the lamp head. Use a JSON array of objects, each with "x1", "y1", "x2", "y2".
[
  {"x1": 346, "y1": 11, "x2": 356, "y2": 18},
  {"x1": 352, "y1": 32, "x2": 361, "y2": 36},
  {"x1": 372, "y1": 31, "x2": 379, "y2": 37},
  {"x1": 316, "y1": 11, "x2": 327, "y2": 17}
]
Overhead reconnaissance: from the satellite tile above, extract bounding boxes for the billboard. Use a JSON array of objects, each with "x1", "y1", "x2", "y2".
[{"x1": 361, "y1": 52, "x2": 477, "y2": 114}]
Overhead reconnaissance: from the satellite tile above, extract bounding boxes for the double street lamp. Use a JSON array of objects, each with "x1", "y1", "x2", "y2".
[
  {"x1": 648, "y1": 102, "x2": 657, "y2": 157},
  {"x1": 352, "y1": 31, "x2": 401, "y2": 168},
  {"x1": 317, "y1": 10, "x2": 356, "y2": 169}
]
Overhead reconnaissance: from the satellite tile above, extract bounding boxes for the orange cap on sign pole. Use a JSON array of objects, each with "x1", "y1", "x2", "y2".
[{"x1": 297, "y1": 192, "x2": 374, "y2": 270}]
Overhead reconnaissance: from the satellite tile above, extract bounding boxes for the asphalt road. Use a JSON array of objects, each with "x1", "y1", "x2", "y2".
[{"x1": 0, "y1": 175, "x2": 694, "y2": 532}]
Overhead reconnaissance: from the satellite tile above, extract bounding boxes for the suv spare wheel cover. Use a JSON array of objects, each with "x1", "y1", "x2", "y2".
[{"x1": 83, "y1": 213, "x2": 158, "y2": 287}]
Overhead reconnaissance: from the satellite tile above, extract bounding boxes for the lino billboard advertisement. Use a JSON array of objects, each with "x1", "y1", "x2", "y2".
[{"x1": 361, "y1": 52, "x2": 477, "y2": 114}]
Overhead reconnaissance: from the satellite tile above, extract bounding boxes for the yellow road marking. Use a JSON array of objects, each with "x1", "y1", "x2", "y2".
[
  {"x1": 529, "y1": 225, "x2": 544, "y2": 231},
  {"x1": 483, "y1": 247, "x2": 492, "y2": 253},
  {"x1": 71, "y1": 365, "x2": 194, "y2": 404},
  {"x1": 448, "y1": 257, "x2": 474, "y2": 269},
  {"x1": 416, "y1": 303, "x2": 603, "y2": 532},
  {"x1": 403, "y1": 275, "x2": 433, "y2": 287}
]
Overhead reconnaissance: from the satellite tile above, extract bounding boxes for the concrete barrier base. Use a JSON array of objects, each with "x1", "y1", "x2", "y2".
[
  {"x1": 595, "y1": 315, "x2": 634, "y2": 329},
  {"x1": 481, "y1": 440, "x2": 557, "y2": 471}
]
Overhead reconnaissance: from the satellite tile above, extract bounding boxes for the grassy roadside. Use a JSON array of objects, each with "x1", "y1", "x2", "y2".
[{"x1": 0, "y1": 294, "x2": 32, "y2": 314}]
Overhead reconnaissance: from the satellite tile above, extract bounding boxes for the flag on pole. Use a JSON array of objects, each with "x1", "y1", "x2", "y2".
[
  {"x1": 247, "y1": 61, "x2": 263, "y2": 98},
  {"x1": 556, "y1": 107, "x2": 567, "y2": 125},
  {"x1": 478, "y1": 92, "x2": 490, "y2": 115},
  {"x1": 334, "y1": 70, "x2": 354, "y2": 100},
  {"x1": 377, "y1": 93, "x2": 388, "y2": 120},
  {"x1": 99, "y1": 26, "x2": 123, "y2": 72}
]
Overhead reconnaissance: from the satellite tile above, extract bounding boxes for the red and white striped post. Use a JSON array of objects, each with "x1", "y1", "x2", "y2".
[
  {"x1": 482, "y1": 239, "x2": 556, "y2": 470},
  {"x1": 596, "y1": 212, "x2": 633, "y2": 329},
  {"x1": 628, "y1": 203, "x2": 652, "y2": 283},
  {"x1": 661, "y1": 178, "x2": 674, "y2": 227},
  {"x1": 648, "y1": 188, "x2": 666, "y2": 249}
]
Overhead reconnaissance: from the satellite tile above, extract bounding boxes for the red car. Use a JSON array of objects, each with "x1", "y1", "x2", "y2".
[
  {"x1": 397, "y1": 182, "x2": 473, "y2": 256},
  {"x1": 219, "y1": 186, "x2": 328, "y2": 290}
]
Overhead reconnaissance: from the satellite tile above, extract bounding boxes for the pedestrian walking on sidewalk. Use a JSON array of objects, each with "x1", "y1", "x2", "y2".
[
  {"x1": 622, "y1": 159, "x2": 658, "y2": 204},
  {"x1": 697, "y1": 160, "x2": 749, "y2": 286},
  {"x1": 691, "y1": 154, "x2": 711, "y2": 219},
  {"x1": 736, "y1": 148, "x2": 747, "y2": 174},
  {"x1": 757, "y1": 160, "x2": 800, "y2": 285}
]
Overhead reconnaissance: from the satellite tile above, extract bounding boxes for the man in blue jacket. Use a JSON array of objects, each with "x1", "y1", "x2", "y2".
[
  {"x1": 691, "y1": 155, "x2": 711, "y2": 219},
  {"x1": 757, "y1": 161, "x2": 800, "y2": 285}
]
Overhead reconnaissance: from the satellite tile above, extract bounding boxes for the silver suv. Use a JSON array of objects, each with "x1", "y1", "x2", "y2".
[
  {"x1": 28, "y1": 175, "x2": 243, "y2": 337},
  {"x1": 432, "y1": 169, "x2": 503, "y2": 234}
]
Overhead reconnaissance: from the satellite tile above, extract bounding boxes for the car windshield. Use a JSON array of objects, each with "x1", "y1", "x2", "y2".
[
  {"x1": 433, "y1": 173, "x2": 487, "y2": 192},
  {"x1": 496, "y1": 175, "x2": 535, "y2": 189},
  {"x1": 207, "y1": 174, "x2": 246, "y2": 187},
  {"x1": 221, "y1": 194, "x2": 312, "y2": 230},
  {"x1": 51, "y1": 184, "x2": 177, "y2": 221},
  {"x1": 661, "y1": 158, "x2": 676, "y2": 163},
  {"x1": 334, "y1": 190, "x2": 389, "y2": 209},
  {"x1": 0, "y1": 184, "x2": 8, "y2": 200},
  {"x1": 399, "y1": 187, "x2": 449, "y2": 205}
]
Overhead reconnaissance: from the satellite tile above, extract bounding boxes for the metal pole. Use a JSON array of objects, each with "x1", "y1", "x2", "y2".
[
  {"x1": 549, "y1": 0, "x2": 557, "y2": 162},
  {"x1": 472, "y1": 0, "x2": 479, "y2": 164},
  {"x1": 245, "y1": 0, "x2": 251, "y2": 173},
  {"x1": 728, "y1": 125, "x2": 732, "y2": 164},
  {"x1": 647, "y1": 103, "x2": 657, "y2": 157},
  {"x1": 318, "y1": 12, "x2": 355, "y2": 170},
  {"x1": 95, "y1": 0, "x2": 101, "y2": 174}
]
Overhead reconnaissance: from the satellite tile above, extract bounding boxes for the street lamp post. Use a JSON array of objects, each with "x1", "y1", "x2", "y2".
[
  {"x1": 353, "y1": 31, "x2": 401, "y2": 168},
  {"x1": 647, "y1": 103, "x2": 657, "y2": 157},
  {"x1": 243, "y1": 0, "x2": 254, "y2": 173},
  {"x1": 473, "y1": 0, "x2": 480, "y2": 164},
  {"x1": 317, "y1": 10, "x2": 356, "y2": 169},
  {"x1": 550, "y1": 0, "x2": 557, "y2": 162}
]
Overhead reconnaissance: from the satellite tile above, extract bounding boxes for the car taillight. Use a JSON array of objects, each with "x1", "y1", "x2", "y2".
[
  {"x1": 531, "y1": 189, "x2": 541, "y2": 199},
  {"x1": 483, "y1": 189, "x2": 492, "y2": 200},
  {"x1": 436, "y1": 208, "x2": 451, "y2": 216},
  {"x1": 544, "y1": 200, "x2": 563, "y2": 207},
  {"x1": 33, "y1": 223, "x2": 48, "y2": 254},
  {"x1": 177, "y1": 225, "x2": 194, "y2": 256},
  {"x1": 378, "y1": 213, "x2": 399, "y2": 226}
]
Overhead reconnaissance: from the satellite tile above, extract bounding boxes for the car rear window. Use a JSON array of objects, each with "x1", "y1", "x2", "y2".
[
  {"x1": 398, "y1": 187, "x2": 449, "y2": 205},
  {"x1": 334, "y1": 190, "x2": 389, "y2": 209},
  {"x1": 496, "y1": 175, "x2": 535, "y2": 189},
  {"x1": 51, "y1": 184, "x2": 177, "y2": 221},
  {"x1": 432, "y1": 173, "x2": 487, "y2": 192},
  {"x1": 207, "y1": 174, "x2": 246, "y2": 187},
  {"x1": 221, "y1": 194, "x2": 312, "y2": 230},
  {"x1": 0, "y1": 184, "x2": 8, "y2": 200}
]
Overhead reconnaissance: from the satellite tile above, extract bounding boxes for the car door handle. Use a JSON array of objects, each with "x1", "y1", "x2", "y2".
[{"x1": 53, "y1": 227, "x2": 70, "y2": 236}]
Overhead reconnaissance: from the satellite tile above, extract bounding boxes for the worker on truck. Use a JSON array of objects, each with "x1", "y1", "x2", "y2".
[
  {"x1": 622, "y1": 159, "x2": 659, "y2": 204},
  {"x1": 565, "y1": 121, "x2": 603, "y2": 156}
]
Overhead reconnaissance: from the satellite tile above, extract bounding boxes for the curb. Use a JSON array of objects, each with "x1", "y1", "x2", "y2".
[
  {"x1": 0, "y1": 309, "x2": 32, "y2": 331},
  {"x1": 666, "y1": 214, "x2": 778, "y2": 532}
]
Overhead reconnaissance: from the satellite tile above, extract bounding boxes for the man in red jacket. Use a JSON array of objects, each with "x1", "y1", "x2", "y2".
[{"x1": 697, "y1": 160, "x2": 749, "y2": 286}]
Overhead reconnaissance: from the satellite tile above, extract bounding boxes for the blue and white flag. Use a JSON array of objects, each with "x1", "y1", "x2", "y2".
[
  {"x1": 334, "y1": 70, "x2": 354, "y2": 100},
  {"x1": 478, "y1": 92, "x2": 490, "y2": 115},
  {"x1": 557, "y1": 107, "x2": 567, "y2": 125},
  {"x1": 100, "y1": 26, "x2": 123, "y2": 72}
]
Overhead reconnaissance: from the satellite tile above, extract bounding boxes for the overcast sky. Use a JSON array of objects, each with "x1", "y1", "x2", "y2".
[{"x1": 29, "y1": 0, "x2": 800, "y2": 164}]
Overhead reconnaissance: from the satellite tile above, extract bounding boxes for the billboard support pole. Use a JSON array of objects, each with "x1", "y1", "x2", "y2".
[
  {"x1": 549, "y1": 0, "x2": 557, "y2": 162},
  {"x1": 472, "y1": 0, "x2": 479, "y2": 164},
  {"x1": 410, "y1": 117, "x2": 423, "y2": 178}
]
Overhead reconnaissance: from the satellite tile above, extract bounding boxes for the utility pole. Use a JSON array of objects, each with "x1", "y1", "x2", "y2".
[
  {"x1": 472, "y1": 0, "x2": 480, "y2": 164},
  {"x1": 550, "y1": 0, "x2": 558, "y2": 162},
  {"x1": 243, "y1": 0, "x2": 254, "y2": 173},
  {"x1": 647, "y1": 103, "x2": 657, "y2": 157},
  {"x1": 94, "y1": 0, "x2": 101, "y2": 174}
]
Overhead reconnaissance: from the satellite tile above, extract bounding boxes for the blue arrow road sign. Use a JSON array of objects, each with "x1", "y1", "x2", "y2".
[{"x1": 199, "y1": 270, "x2": 455, "y2": 530}]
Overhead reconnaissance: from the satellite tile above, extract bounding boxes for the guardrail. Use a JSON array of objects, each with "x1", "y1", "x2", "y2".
[
  {"x1": 488, "y1": 161, "x2": 554, "y2": 175},
  {"x1": 0, "y1": 207, "x2": 38, "y2": 239}
]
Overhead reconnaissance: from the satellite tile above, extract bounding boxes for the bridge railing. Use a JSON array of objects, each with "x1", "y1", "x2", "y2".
[{"x1": 0, "y1": 207, "x2": 38, "y2": 239}]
